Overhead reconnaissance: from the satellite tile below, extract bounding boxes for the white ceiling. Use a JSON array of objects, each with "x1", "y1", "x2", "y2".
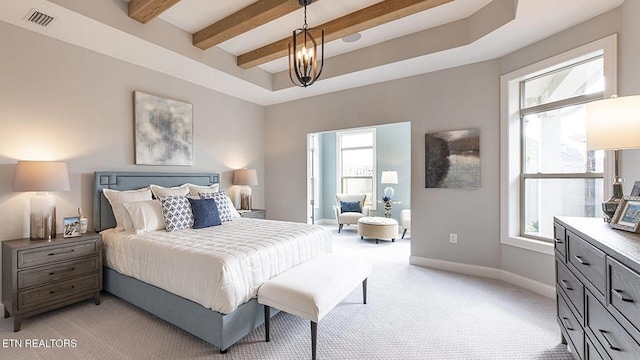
[{"x1": 0, "y1": 0, "x2": 625, "y2": 105}]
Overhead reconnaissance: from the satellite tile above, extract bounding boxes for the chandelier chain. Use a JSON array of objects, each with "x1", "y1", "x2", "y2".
[{"x1": 303, "y1": 4, "x2": 308, "y2": 30}]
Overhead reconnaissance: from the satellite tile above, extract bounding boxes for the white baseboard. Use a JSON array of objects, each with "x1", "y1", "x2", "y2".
[
  {"x1": 409, "y1": 256, "x2": 555, "y2": 299},
  {"x1": 314, "y1": 219, "x2": 337, "y2": 225}
]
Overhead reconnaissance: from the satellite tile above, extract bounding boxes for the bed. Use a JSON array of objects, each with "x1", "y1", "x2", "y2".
[{"x1": 93, "y1": 171, "x2": 332, "y2": 353}]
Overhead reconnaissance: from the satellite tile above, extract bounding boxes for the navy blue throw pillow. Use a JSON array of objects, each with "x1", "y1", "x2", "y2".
[
  {"x1": 340, "y1": 201, "x2": 362, "y2": 213},
  {"x1": 188, "y1": 198, "x2": 222, "y2": 229}
]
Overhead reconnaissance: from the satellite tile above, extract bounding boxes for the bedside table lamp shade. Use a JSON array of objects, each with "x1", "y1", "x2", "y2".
[
  {"x1": 381, "y1": 170, "x2": 398, "y2": 200},
  {"x1": 14, "y1": 161, "x2": 71, "y2": 240},
  {"x1": 586, "y1": 95, "x2": 640, "y2": 221},
  {"x1": 233, "y1": 169, "x2": 258, "y2": 210}
]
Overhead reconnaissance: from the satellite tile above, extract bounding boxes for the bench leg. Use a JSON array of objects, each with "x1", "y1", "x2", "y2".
[
  {"x1": 311, "y1": 321, "x2": 317, "y2": 360},
  {"x1": 264, "y1": 305, "x2": 271, "y2": 342},
  {"x1": 363, "y1": 278, "x2": 368, "y2": 304}
]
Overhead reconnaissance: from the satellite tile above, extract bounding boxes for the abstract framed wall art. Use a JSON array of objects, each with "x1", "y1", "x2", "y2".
[
  {"x1": 134, "y1": 91, "x2": 193, "y2": 166},
  {"x1": 425, "y1": 128, "x2": 480, "y2": 189}
]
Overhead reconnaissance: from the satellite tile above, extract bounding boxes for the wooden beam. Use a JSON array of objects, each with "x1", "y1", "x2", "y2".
[
  {"x1": 194, "y1": 0, "x2": 320, "y2": 50},
  {"x1": 129, "y1": 0, "x2": 182, "y2": 24},
  {"x1": 237, "y1": 0, "x2": 454, "y2": 69}
]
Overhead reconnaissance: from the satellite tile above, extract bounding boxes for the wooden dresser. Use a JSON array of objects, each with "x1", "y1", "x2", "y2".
[
  {"x1": 554, "y1": 216, "x2": 640, "y2": 359},
  {"x1": 2, "y1": 233, "x2": 102, "y2": 331}
]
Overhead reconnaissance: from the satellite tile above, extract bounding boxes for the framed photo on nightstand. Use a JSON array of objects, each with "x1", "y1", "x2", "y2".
[
  {"x1": 611, "y1": 196, "x2": 640, "y2": 233},
  {"x1": 63, "y1": 216, "x2": 81, "y2": 238}
]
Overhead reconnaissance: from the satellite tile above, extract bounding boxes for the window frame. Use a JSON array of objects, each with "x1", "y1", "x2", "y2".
[
  {"x1": 500, "y1": 34, "x2": 617, "y2": 254},
  {"x1": 337, "y1": 128, "x2": 377, "y2": 210}
]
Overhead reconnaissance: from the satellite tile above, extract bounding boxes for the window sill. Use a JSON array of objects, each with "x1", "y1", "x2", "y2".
[{"x1": 501, "y1": 235, "x2": 554, "y2": 255}]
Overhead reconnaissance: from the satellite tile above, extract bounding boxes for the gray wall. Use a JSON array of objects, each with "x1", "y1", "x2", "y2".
[
  {"x1": 0, "y1": 22, "x2": 265, "y2": 240},
  {"x1": 265, "y1": 5, "x2": 634, "y2": 286},
  {"x1": 318, "y1": 122, "x2": 411, "y2": 223}
]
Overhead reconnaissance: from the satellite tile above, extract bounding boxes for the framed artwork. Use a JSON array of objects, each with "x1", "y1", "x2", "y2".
[
  {"x1": 631, "y1": 181, "x2": 640, "y2": 196},
  {"x1": 425, "y1": 128, "x2": 480, "y2": 189},
  {"x1": 611, "y1": 196, "x2": 640, "y2": 233},
  {"x1": 63, "y1": 217, "x2": 81, "y2": 238},
  {"x1": 134, "y1": 91, "x2": 193, "y2": 166}
]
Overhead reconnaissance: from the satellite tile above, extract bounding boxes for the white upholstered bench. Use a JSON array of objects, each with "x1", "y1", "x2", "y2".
[
  {"x1": 357, "y1": 216, "x2": 399, "y2": 244},
  {"x1": 258, "y1": 254, "x2": 372, "y2": 360}
]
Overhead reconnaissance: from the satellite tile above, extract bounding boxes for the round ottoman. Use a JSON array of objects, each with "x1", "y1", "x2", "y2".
[{"x1": 357, "y1": 216, "x2": 399, "y2": 244}]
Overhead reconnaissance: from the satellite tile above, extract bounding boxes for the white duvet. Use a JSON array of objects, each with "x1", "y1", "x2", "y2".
[{"x1": 101, "y1": 218, "x2": 332, "y2": 314}]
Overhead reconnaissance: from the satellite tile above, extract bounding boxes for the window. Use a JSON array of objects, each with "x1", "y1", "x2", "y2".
[
  {"x1": 338, "y1": 129, "x2": 376, "y2": 208},
  {"x1": 501, "y1": 35, "x2": 617, "y2": 253}
]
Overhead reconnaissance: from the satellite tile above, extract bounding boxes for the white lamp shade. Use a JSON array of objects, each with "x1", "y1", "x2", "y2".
[
  {"x1": 14, "y1": 161, "x2": 71, "y2": 192},
  {"x1": 232, "y1": 169, "x2": 258, "y2": 186},
  {"x1": 380, "y1": 171, "x2": 398, "y2": 184},
  {"x1": 586, "y1": 95, "x2": 640, "y2": 150}
]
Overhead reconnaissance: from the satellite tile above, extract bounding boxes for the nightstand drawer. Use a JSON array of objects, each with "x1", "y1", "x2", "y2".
[
  {"x1": 608, "y1": 257, "x2": 640, "y2": 335},
  {"x1": 558, "y1": 292, "x2": 584, "y2": 360},
  {"x1": 18, "y1": 273, "x2": 100, "y2": 310},
  {"x1": 587, "y1": 292, "x2": 640, "y2": 360},
  {"x1": 554, "y1": 223, "x2": 567, "y2": 260},
  {"x1": 18, "y1": 241, "x2": 98, "y2": 269},
  {"x1": 568, "y1": 231, "x2": 606, "y2": 296},
  {"x1": 18, "y1": 257, "x2": 100, "y2": 290},
  {"x1": 557, "y1": 258, "x2": 584, "y2": 319}
]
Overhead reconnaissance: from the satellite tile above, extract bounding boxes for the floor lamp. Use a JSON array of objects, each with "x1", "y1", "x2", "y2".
[
  {"x1": 14, "y1": 161, "x2": 71, "y2": 240},
  {"x1": 586, "y1": 95, "x2": 640, "y2": 222}
]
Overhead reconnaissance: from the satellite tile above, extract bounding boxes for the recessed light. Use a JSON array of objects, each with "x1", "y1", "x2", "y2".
[{"x1": 342, "y1": 33, "x2": 362, "y2": 43}]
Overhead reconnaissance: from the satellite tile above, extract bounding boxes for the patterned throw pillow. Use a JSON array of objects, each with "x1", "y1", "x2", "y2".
[
  {"x1": 199, "y1": 191, "x2": 233, "y2": 222},
  {"x1": 158, "y1": 196, "x2": 194, "y2": 232},
  {"x1": 340, "y1": 201, "x2": 362, "y2": 213},
  {"x1": 187, "y1": 198, "x2": 221, "y2": 229}
]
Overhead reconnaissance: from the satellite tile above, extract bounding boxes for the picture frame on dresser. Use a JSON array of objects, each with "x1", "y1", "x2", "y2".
[{"x1": 611, "y1": 196, "x2": 640, "y2": 233}]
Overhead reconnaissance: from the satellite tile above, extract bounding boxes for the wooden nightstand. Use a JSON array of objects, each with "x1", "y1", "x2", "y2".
[
  {"x1": 2, "y1": 233, "x2": 102, "y2": 332},
  {"x1": 239, "y1": 209, "x2": 266, "y2": 219}
]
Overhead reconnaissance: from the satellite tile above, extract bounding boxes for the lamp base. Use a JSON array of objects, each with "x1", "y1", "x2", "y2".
[
  {"x1": 602, "y1": 180, "x2": 624, "y2": 223},
  {"x1": 239, "y1": 186, "x2": 252, "y2": 211},
  {"x1": 383, "y1": 186, "x2": 395, "y2": 200},
  {"x1": 30, "y1": 193, "x2": 56, "y2": 240}
]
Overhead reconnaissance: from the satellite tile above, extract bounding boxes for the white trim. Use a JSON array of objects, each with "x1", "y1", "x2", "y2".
[
  {"x1": 410, "y1": 256, "x2": 556, "y2": 299},
  {"x1": 315, "y1": 218, "x2": 337, "y2": 225},
  {"x1": 500, "y1": 34, "x2": 618, "y2": 252}
]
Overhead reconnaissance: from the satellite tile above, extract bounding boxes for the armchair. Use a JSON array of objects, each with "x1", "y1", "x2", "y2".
[{"x1": 335, "y1": 194, "x2": 370, "y2": 233}]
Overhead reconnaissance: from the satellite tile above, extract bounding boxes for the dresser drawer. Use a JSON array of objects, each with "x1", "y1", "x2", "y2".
[
  {"x1": 587, "y1": 292, "x2": 640, "y2": 360},
  {"x1": 554, "y1": 222, "x2": 567, "y2": 260},
  {"x1": 559, "y1": 292, "x2": 584, "y2": 359},
  {"x1": 557, "y1": 258, "x2": 584, "y2": 320},
  {"x1": 586, "y1": 335, "x2": 608, "y2": 360},
  {"x1": 608, "y1": 257, "x2": 640, "y2": 335},
  {"x1": 17, "y1": 257, "x2": 100, "y2": 290},
  {"x1": 17, "y1": 241, "x2": 98, "y2": 269},
  {"x1": 17, "y1": 273, "x2": 100, "y2": 310},
  {"x1": 568, "y1": 231, "x2": 606, "y2": 296}
]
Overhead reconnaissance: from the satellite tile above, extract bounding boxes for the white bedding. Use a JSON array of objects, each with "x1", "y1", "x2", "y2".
[{"x1": 101, "y1": 218, "x2": 332, "y2": 314}]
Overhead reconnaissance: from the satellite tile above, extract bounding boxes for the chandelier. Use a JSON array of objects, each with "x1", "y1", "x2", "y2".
[{"x1": 288, "y1": 0, "x2": 324, "y2": 87}]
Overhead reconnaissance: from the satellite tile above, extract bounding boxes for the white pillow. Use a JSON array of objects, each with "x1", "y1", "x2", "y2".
[
  {"x1": 150, "y1": 184, "x2": 190, "y2": 198},
  {"x1": 123, "y1": 200, "x2": 165, "y2": 233},
  {"x1": 188, "y1": 183, "x2": 220, "y2": 197},
  {"x1": 103, "y1": 188, "x2": 153, "y2": 232},
  {"x1": 225, "y1": 195, "x2": 241, "y2": 218}
]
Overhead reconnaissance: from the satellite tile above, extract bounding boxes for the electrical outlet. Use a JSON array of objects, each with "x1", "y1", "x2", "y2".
[{"x1": 450, "y1": 233, "x2": 458, "y2": 243}]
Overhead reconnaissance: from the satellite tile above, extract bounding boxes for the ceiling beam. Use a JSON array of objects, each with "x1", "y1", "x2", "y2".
[
  {"x1": 237, "y1": 0, "x2": 454, "y2": 69},
  {"x1": 129, "y1": 0, "x2": 182, "y2": 24},
  {"x1": 194, "y1": 0, "x2": 321, "y2": 50}
]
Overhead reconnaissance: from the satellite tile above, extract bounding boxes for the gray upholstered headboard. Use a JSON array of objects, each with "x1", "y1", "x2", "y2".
[{"x1": 93, "y1": 171, "x2": 220, "y2": 232}]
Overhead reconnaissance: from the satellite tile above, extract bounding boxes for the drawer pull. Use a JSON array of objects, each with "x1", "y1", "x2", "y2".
[
  {"x1": 574, "y1": 255, "x2": 589, "y2": 265},
  {"x1": 48, "y1": 249, "x2": 75, "y2": 256},
  {"x1": 560, "y1": 280, "x2": 573, "y2": 291},
  {"x1": 554, "y1": 239, "x2": 564, "y2": 244},
  {"x1": 598, "y1": 329, "x2": 621, "y2": 351},
  {"x1": 612, "y1": 289, "x2": 634, "y2": 303},
  {"x1": 561, "y1": 317, "x2": 574, "y2": 331},
  {"x1": 49, "y1": 267, "x2": 75, "y2": 276},
  {"x1": 49, "y1": 285, "x2": 75, "y2": 295}
]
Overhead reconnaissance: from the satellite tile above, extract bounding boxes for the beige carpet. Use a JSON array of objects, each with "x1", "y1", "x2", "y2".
[{"x1": 0, "y1": 225, "x2": 572, "y2": 359}]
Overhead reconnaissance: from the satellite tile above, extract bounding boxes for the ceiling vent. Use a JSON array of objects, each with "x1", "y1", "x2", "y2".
[{"x1": 25, "y1": 9, "x2": 55, "y2": 27}]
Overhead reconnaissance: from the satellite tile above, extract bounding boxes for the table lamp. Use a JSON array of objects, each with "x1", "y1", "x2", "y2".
[
  {"x1": 586, "y1": 95, "x2": 640, "y2": 221},
  {"x1": 233, "y1": 169, "x2": 258, "y2": 210},
  {"x1": 14, "y1": 161, "x2": 71, "y2": 240},
  {"x1": 381, "y1": 170, "x2": 398, "y2": 200}
]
